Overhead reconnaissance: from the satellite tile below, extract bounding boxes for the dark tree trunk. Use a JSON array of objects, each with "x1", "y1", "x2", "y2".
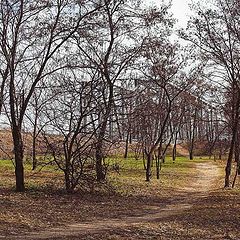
[
  {"x1": 188, "y1": 107, "x2": 197, "y2": 160},
  {"x1": 232, "y1": 149, "x2": 240, "y2": 188},
  {"x1": 32, "y1": 113, "x2": 38, "y2": 170},
  {"x1": 232, "y1": 168, "x2": 238, "y2": 188},
  {"x1": 95, "y1": 80, "x2": 114, "y2": 182},
  {"x1": 189, "y1": 147, "x2": 194, "y2": 160},
  {"x1": 172, "y1": 133, "x2": 178, "y2": 163},
  {"x1": 225, "y1": 90, "x2": 240, "y2": 188},
  {"x1": 32, "y1": 136, "x2": 37, "y2": 170},
  {"x1": 219, "y1": 141, "x2": 223, "y2": 160},
  {"x1": 172, "y1": 146, "x2": 177, "y2": 162},
  {"x1": 238, "y1": 159, "x2": 240, "y2": 176},
  {"x1": 12, "y1": 127, "x2": 25, "y2": 192},
  {"x1": 162, "y1": 155, "x2": 165, "y2": 163},
  {"x1": 65, "y1": 171, "x2": 71, "y2": 192},
  {"x1": 129, "y1": 131, "x2": 132, "y2": 144},
  {"x1": 64, "y1": 170, "x2": 74, "y2": 193},
  {"x1": 189, "y1": 128, "x2": 195, "y2": 160},
  {"x1": 189, "y1": 127, "x2": 195, "y2": 160},
  {"x1": 232, "y1": 128, "x2": 240, "y2": 188},
  {"x1": 156, "y1": 145, "x2": 162, "y2": 179},
  {"x1": 156, "y1": 157, "x2": 160, "y2": 179},
  {"x1": 124, "y1": 130, "x2": 129, "y2": 159},
  {"x1": 64, "y1": 160, "x2": 75, "y2": 193},
  {"x1": 234, "y1": 134, "x2": 239, "y2": 163},
  {"x1": 225, "y1": 127, "x2": 237, "y2": 187},
  {"x1": 96, "y1": 141, "x2": 105, "y2": 181},
  {"x1": 146, "y1": 153, "x2": 152, "y2": 182},
  {"x1": 232, "y1": 145, "x2": 240, "y2": 188}
]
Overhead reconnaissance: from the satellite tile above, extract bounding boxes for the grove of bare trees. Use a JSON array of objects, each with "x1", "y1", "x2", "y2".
[
  {"x1": 183, "y1": 0, "x2": 240, "y2": 187},
  {"x1": 0, "y1": 0, "x2": 238, "y2": 192}
]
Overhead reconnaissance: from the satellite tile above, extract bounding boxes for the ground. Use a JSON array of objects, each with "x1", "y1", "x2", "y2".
[{"x1": 0, "y1": 156, "x2": 239, "y2": 239}]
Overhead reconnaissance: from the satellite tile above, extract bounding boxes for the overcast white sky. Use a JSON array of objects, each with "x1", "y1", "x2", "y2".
[
  {"x1": 171, "y1": 0, "x2": 192, "y2": 27},
  {"x1": 148, "y1": 0, "x2": 193, "y2": 28}
]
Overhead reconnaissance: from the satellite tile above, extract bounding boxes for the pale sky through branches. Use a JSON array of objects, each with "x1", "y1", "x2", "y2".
[
  {"x1": 149, "y1": 0, "x2": 193, "y2": 27},
  {"x1": 171, "y1": 0, "x2": 192, "y2": 27}
]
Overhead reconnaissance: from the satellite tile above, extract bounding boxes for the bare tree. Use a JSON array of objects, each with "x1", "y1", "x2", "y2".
[
  {"x1": 73, "y1": 0, "x2": 167, "y2": 181},
  {"x1": 42, "y1": 73, "x2": 99, "y2": 193},
  {"x1": 0, "y1": 0, "x2": 101, "y2": 191},
  {"x1": 134, "y1": 37, "x2": 197, "y2": 181},
  {"x1": 182, "y1": 0, "x2": 240, "y2": 187}
]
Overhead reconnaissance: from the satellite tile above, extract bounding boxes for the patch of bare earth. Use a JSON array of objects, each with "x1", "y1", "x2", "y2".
[{"x1": 3, "y1": 161, "x2": 237, "y2": 240}]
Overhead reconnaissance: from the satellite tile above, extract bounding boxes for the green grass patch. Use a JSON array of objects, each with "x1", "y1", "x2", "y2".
[
  {"x1": 0, "y1": 154, "x2": 218, "y2": 194},
  {"x1": 106, "y1": 155, "x2": 209, "y2": 197},
  {"x1": 0, "y1": 159, "x2": 15, "y2": 170}
]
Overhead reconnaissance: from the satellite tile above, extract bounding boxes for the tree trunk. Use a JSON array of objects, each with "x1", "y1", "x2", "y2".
[
  {"x1": 188, "y1": 107, "x2": 197, "y2": 160},
  {"x1": 234, "y1": 134, "x2": 239, "y2": 163},
  {"x1": 32, "y1": 113, "x2": 38, "y2": 170},
  {"x1": 162, "y1": 155, "x2": 165, "y2": 163},
  {"x1": 219, "y1": 141, "x2": 223, "y2": 160},
  {"x1": 232, "y1": 145, "x2": 240, "y2": 188},
  {"x1": 64, "y1": 170, "x2": 74, "y2": 193},
  {"x1": 95, "y1": 80, "x2": 114, "y2": 181},
  {"x1": 12, "y1": 127, "x2": 25, "y2": 192},
  {"x1": 146, "y1": 153, "x2": 152, "y2": 182},
  {"x1": 65, "y1": 171, "x2": 70, "y2": 192},
  {"x1": 238, "y1": 159, "x2": 240, "y2": 176},
  {"x1": 232, "y1": 166, "x2": 238, "y2": 188},
  {"x1": 225, "y1": 129, "x2": 236, "y2": 187},
  {"x1": 232, "y1": 130, "x2": 240, "y2": 188},
  {"x1": 189, "y1": 147, "x2": 194, "y2": 160},
  {"x1": 124, "y1": 131, "x2": 129, "y2": 159},
  {"x1": 32, "y1": 136, "x2": 37, "y2": 170},
  {"x1": 64, "y1": 158, "x2": 76, "y2": 193},
  {"x1": 96, "y1": 141, "x2": 105, "y2": 181},
  {"x1": 172, "y1": 134, "x2": 178, "y2": 163},
  {"x1": 156, "y1": 157, "x2": 160, "y2": 179},
  {"x1": 225, "y1": 90, "x2": 240, "y2": 188},
  {"x1": 189, "y1": 130, "x2": 195, "y2": 160},
  {"x1": 156, "y1": 145, "x2": 162, "y2": 179}
]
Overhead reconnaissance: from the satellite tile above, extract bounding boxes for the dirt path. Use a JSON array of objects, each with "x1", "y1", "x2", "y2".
[{"x1": 16, "y1": 161, "x2": 221, "y2": 240}]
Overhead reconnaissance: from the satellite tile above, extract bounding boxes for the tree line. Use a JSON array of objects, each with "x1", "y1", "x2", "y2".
[{"x1": 0, "y1": 0, "x2": 238, "y2": 192}]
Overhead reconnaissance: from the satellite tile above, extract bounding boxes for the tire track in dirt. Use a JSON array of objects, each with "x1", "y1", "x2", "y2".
[{"x1": 15, "y1": 161, "x2": 221, "y2": 240}]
